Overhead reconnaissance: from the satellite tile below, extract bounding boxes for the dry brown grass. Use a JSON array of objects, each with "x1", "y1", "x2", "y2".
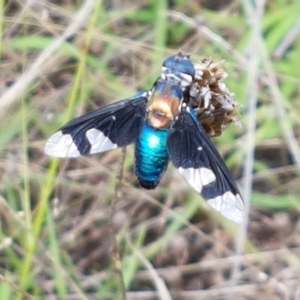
[{"x1": 0, "y1": 0, "x2": 300, "y2": 299}]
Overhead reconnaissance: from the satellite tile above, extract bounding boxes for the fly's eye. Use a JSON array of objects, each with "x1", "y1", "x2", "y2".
[
  {"x1": 161, "y1": 53, "x2": 195, "y2": 87},
  {"x1": 162, "y1": 54, "x2": 195, "y2": 78}
]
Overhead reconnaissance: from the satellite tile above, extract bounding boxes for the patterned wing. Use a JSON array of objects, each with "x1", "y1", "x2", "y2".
[
  {"x1": 167, "y1": 104, "x2": 244, "y2": 223},
  {"x1": 45, "y1": 93, "x2": 148, "y2": 157}
]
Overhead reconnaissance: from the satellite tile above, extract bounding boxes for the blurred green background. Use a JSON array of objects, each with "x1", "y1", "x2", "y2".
[{"x1": 0, "y1": 0, "x2": 300, "y2": 299}]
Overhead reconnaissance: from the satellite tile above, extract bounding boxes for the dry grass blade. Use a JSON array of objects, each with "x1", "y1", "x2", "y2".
[
  {"x1": 0, "y1": 0, "x2": 96, "y2": 116},
  {"x1": 126, "y1": 236, "x2": 172, "y2": 300},
  {"x1": 229, "y1": 0, "x2": 266, "y2": 295}
]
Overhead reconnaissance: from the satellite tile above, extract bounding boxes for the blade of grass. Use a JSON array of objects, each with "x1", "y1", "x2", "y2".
[
  {"x1": 229, "y1": 0, "x2": 265, "y2": 297},
  {"x1": 0, "y1": 0, "x2": 3, "y2": 60},
  {"x1": 17, "y1": 0, "x2": 99, "y2": 295},
  {"x1": 36, "y1": 0, "x2": 104, "y2": 297},
  {"x1": 151, "y1": 0, "x2": 168, "y2": 82}
]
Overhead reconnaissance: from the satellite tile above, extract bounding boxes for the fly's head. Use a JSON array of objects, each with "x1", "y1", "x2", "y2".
[
  {"x1": 161, "y1": 51, "x2": 195, "y2": 89},
  {"x1": 147, "y1": 81, "x2": 182, "y2": 129}
]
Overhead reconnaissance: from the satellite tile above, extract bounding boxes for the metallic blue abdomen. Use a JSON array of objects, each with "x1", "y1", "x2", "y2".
[{"x1": 135, "y1": 123, "x2": 169, "y2": 189}]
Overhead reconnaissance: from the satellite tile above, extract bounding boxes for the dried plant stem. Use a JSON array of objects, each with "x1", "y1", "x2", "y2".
[{"x1": 109, "y1": 147, "x2": 128, "y2": 300}]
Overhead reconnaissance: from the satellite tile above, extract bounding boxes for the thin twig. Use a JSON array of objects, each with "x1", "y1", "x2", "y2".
[{"x1": 109, "y1": 147, "x2": 128, "y2": 300}]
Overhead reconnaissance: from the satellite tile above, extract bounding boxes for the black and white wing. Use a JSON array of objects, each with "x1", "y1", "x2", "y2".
[
  {"x1": 167, "y1": 104, "x2": 244, "y2": 223},
  {"x1": 45, "y1": 93, "x2": 148, "y2": 157}
]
